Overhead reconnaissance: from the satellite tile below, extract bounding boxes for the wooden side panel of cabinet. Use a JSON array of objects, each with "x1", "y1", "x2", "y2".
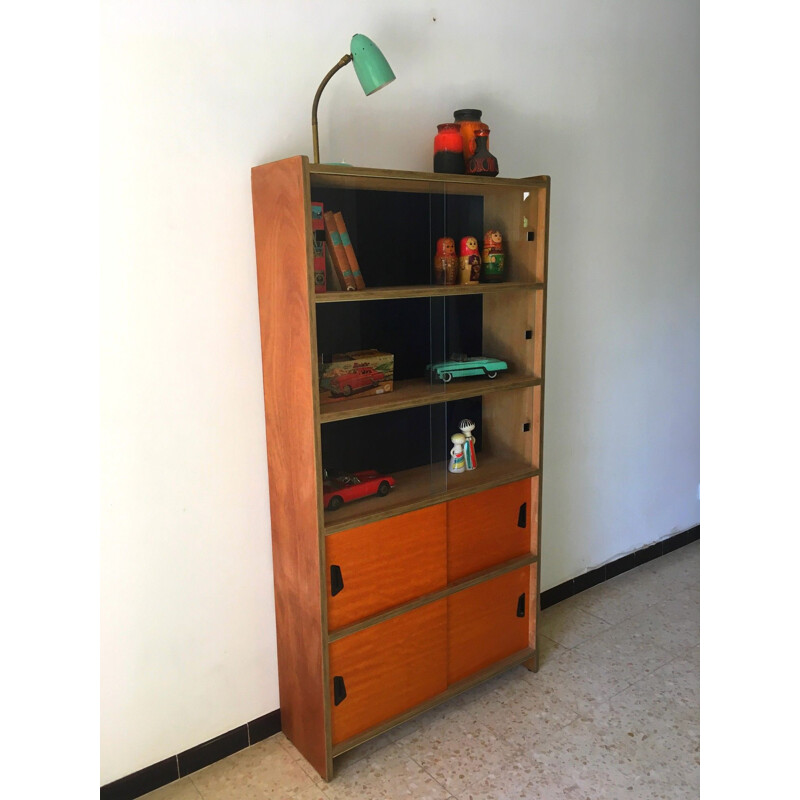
[
  {"x1": 447, "y1": 479, "x2": 532, "y2": 581},
  {"x1": 325, "y1": 504, "x2": 447, "y2": 630},
  {"x1": 447, "y1": 566, "x2": 531, "y2": 684},
  {"x1": 329, "y1": 600, "x2": 448, "y2": 745},
  {"x1": 252, "y1": 157, "x2": 330, "y2": 778}
]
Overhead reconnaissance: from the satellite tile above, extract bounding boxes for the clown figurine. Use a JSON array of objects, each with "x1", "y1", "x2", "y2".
[
  {"x1": 458, "y1": 236, "x2": 481, "y2": 284},
  {"x1": 448, "y1": 432, "x2": 466, "y2": 473},
  {"x1": 434, "y1": 237, "x2": 457, "y2": 285},
  {"x1": 459, "y1": 418, "x2": 477, "y2": 470}
]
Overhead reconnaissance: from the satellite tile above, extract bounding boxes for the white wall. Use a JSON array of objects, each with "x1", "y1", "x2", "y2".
[{"x1": 100, "y1": 0, "x2": 699, "y2": 784}]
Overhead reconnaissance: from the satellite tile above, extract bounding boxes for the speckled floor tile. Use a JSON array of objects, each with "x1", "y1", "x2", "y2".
[
  {"x1": 139, "y1": 777, "x2": 202, "y2": 800},
  {"x1": 395, "y1": 709, "x2": 508, "y2": 797},
  {"x1": 605, "y1": 563, "x2": 678, "y2": 606},
  {"x1": 536, "y1": 633, "x2": 566, "y2": 668},
  {"x1": 188, "y1": 735, "x2": 316, "y2": 799},
  {"x1": 519, "y1": 640, "x2": 647, "y2": 715},
  {"x1": 567, "y1": 577, "x2": 658, "y2": 625},
  {"x1": 323, "y1": 742, "x2": 454, "y2": 800},
  {"x1": 609, "y1": 602, "x2": 700, "y2": 656},
  {"x1": 571, "y1": 613, "x2": 676, "y2": 679},
  {"x1": 473, "y1": 669, "x2": 580, "y2": 753},
  {"x1": 287, "y1": 786, "x2": 332, "y2": 800},
  {"x1": 539, "y1": 595, "x2": 613, "y2": 648}
]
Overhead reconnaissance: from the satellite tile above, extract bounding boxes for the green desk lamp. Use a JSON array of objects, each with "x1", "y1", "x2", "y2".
[{"x1": 311, "y1": 34, "x2": 396, "y2": 164}]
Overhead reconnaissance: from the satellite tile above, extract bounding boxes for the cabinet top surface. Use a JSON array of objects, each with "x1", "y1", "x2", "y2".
[{"x1": 253, "y1": 156, "x2": 550, "y2": 190}]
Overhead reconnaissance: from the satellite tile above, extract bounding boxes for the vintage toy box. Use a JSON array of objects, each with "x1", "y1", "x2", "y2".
[{"x1": 319, "y1": 349, "x2": 394, "y2": 404}]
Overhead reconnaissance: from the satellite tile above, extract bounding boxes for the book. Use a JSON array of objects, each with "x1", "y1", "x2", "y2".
[
  {"x1": 325, "y1": 246, "x2": 342, "y2": 291},
  {"x1": 333, "y1": 211, "x2": 366, "y2": 290},
  {"x1": 323, "y1": 211, "x2": 356, "y2": 291},
  {"x1": 311, "y1": 202, "x2": 326, "y2": 293}
]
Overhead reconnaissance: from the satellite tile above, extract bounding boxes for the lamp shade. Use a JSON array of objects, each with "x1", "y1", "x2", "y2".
[{"x1": 350, "y1": 34, "x2": 395, "y2": 96}]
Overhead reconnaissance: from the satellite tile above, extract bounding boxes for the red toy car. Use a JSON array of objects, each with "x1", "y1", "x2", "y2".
[
  {"x1": 329, "y1": 364, "x2": 385, "y2": 397},
  {"x1": 323, "y1": 470, "x2": 396, "y2": 511}
]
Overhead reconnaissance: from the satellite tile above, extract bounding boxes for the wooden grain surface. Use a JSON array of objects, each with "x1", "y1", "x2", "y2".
[
  {"x1": 323, "y1": 453, "x2": 538, "y2": 534},
  {"x1": 447, "y1": 479, "x2": 532, "y2": 581},
  {"x1": 447, "y1": 566, "x2": 531, "y2": 684},
  {"x1": 327, "y1": 553, "x2": 537, "y2": 644},
  {"x1": 331, "y1": 646, "x2": 535, "y2": 757},
  {"x1": 315, "y1": 281, "x2": 542, "y2": 303},
  {"x1": 252, "y1": 156, "x2": 330, "y2": 778},
  {"x1": 325, "y1": 504, "x2": 447, "y2": 630},
  {"x1": 328, "y1": 600, "x2": 448, "y2": 745},
  {"x1": 309, "y1": 163, "x2": 549, "y2": 193},
  {"x1": 319, "y1": 373, "x2": 541, "y2": 423}
]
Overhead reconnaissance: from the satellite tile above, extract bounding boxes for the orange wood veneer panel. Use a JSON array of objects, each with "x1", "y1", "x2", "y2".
[
  {"x1": 447, "y1": 479, "x2": 532, "y2": 581},
  {"x1": 447, "y1": 566, "x2": 531, "y2": 684},
  {"x1": 329, "y1": 600, "x2": 448, "y2": 745},
  {"x1": 326, "y1": 504, "x2": 447, "y2": 631}
]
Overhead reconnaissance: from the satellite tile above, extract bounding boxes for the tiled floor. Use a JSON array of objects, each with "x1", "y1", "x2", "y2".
[{"x1": 142, "y1": 542, "x2": 699, "y2": 800}]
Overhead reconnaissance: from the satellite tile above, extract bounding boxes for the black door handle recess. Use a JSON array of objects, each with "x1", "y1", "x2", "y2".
[
  {"x1": 516, "y1": 593, "x2": 526, "y2": 618},
  {"x1": 330, "y1": 565, "x2": 344, "y2": 596}
]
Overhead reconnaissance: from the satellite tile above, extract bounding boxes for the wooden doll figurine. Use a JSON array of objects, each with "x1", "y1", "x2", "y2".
[
  {"x1": 448, "y1": 432, "x2": 466, "y2": 473},
  {"x1": 481, "y1": 229, "x2": 506, "y2": 282},
  {"x1": 459, "y1": 418, "x2": 477, "y2": 469},
  {"x1": 458, "y1": 236, "x2": 481, "y2": 284},
  {"x1": 434, "y1": 237, "x2": 458, "y2": 285}
]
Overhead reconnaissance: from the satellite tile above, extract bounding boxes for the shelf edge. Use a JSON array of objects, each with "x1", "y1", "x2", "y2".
[
  {"x1": 322, "y1": 466, "x2": 540, "y2": 535},
  {"x1": 327, "y1": 553, "x2": 537, "y2": 643}
]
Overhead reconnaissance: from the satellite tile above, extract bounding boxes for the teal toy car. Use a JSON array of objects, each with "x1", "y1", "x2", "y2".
[{"x1": 427, "y1": 356, "x2": 508, "y2": 383}]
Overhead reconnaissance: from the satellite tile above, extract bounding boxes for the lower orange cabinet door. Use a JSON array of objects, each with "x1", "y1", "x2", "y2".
[
  {"x1": 325, "y1": 504, "x2": 447, "y2": 631},
  {"x1": 447, "y1": 479, "x2": 532, "y2": 581},
  {"x1": 447, "y1": 566, "x2": 531, "y2": 684},
  {"x1": 328, "y1": 600, "x2": 448, "y2": 745}
]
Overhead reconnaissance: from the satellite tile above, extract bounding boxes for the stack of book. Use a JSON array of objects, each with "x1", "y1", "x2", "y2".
[{"x1": 322, "y1": 210, "x2": 367, "y2": 291}]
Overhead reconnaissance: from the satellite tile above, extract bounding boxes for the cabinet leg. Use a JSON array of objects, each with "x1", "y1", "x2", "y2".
[{"x1": 523, "y1": 652, "x2": 539, "y2": 673}]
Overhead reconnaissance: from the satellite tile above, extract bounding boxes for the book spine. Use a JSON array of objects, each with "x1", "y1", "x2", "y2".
[
  {"x1": 311, "y1": 202, "x2": 326, "y2": 293},
  {"x1": 325, "y1": 246, "x2": 342, "y2": 291},
  {"x1": 323, "y1": 211, "x2": 356, "y2": 291},
  {"x1": 333, "y1": 212, "x2": 366, "y2": 290}
]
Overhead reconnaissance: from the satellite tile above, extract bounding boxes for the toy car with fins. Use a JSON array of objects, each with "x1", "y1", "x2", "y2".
[
  {"x1": 427, "y1": 355, "x2": 508, "y2": 383},
  {"x1": 323, "y1": 469, "x2": 396, "y2": 511},
  {"x1": 328, "y1": 364, "x2": 385, "y2": 397}
]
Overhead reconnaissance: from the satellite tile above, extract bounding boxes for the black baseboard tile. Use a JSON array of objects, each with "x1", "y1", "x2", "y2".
[
  {"x1": 248, "y1": 709, "x2": 282, "y2": 745},
  {"x1": 542, "y1": 525, "x2": 700, "y2": 612},
  {"x1": 178, "y1": 724, "x2": 249, "y2": 777},
  {"x1": 540, "y1": 580, "x2": 574, "y2": 610},
  {"x1": 572, "y1": 565, "x2": 606, "y2": 594},
  {"x1": 100, "y1": 757, "x2": 179, "y2": 800},
  {"x1": 634, "y1": 541, "x2": 663, "y2": 566},
  {"x1": 663, "y1": 525, "x2": 699, "y2": 554},
  {"x1": 605, "y1": 552, "x2": 636, "y2": 580}
]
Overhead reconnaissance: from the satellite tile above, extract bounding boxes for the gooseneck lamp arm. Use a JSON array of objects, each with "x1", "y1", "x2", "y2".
[{"x1": 311, "y1": 54, "x2": 353, "y2": 164}]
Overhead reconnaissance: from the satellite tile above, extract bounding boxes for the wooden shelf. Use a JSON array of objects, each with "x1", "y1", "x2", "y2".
[
  {"x1": 319, "y1": 372, "x2": 541, "y2": 423},
  {"x1": 323, "y1": 453, "x2": 539, "y2": 535},
  {"x1": 309, "y1": 162, "x2": 549, "y2": 192},
  {"x1": 315, "y1": 281, "x2": 543, "y2": 303}
]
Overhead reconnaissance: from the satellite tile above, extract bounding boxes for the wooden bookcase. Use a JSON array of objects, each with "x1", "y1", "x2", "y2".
[{"x1": 251, "y1": 156, "x2": 550, "y2": 780}]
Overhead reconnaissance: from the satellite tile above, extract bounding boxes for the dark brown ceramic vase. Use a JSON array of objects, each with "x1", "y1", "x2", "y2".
[
  {"x1": 454, "y1": 109, "x2": 490, "y2": 165},
  {"x1": 466, "y1": 129, "x2": 499, "y2": 177}
]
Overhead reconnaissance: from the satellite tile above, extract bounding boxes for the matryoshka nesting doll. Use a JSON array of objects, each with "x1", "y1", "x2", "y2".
[
  {"x1": 481, "y1": 229, "x2": 506, "y2": 283},
  {"x1": 458, "y1": 236, "x2": 481, "y2": 284},
  {"x1": 434, "y1": 237, "x2": 457, "y2": 285}
]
